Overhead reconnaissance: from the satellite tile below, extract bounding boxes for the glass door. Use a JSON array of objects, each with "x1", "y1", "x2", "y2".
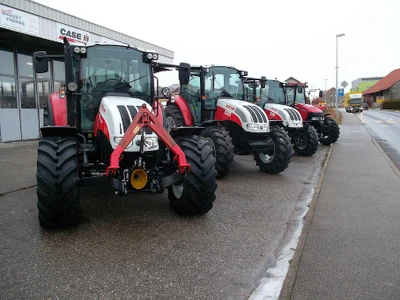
[{"x1": 0, "y1": 44, "x2": 20, "y2": 141}]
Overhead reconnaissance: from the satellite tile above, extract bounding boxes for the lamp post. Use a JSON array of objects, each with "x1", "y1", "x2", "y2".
[
  {"x1": 324, "y1": 79, "x2": 327, "y2": 105},
  {"x1": 336, "y1": 33, "x2": 345, "y2": 119}
]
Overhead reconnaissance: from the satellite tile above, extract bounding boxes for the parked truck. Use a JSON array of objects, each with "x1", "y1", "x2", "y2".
[{"x1": 344, "y1": 92, "x2": 363, "y2": 113}]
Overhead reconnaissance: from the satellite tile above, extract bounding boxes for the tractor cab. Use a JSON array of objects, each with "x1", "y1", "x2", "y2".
[
  {"x1": 285, "y1": 82, "x2": 308, "y2": 106},
  {"x1": 179, "y1": 65, "x2": 248, "y2": 125}
]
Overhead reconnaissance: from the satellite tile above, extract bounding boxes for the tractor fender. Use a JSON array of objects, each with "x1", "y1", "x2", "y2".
[
  {"x1": 215, "y1": 98, "x2": 269, "y2": 133},
  {"x1": 168, "y1": 95, "x2": 193, "y2": 125},
  {"x1": 263, "y1": 103, "x2": 303, "y2": 129},
  {"x1": 94, "y1": 96, "x2": 159, "y2": 152},
  {"x1": 40, "y1": 126, "x2": 77, "y2": 137},
  {"x1": 47, "y1": 92, "x2": 67, "y2": 126}
]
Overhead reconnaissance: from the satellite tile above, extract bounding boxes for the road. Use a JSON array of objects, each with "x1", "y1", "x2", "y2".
[
  {"x1": 354, "y1": 109, "x2": 400, "y2": 170},
  {"x1": 0, "y1": 140, "x2": 329, "y2": 300}
]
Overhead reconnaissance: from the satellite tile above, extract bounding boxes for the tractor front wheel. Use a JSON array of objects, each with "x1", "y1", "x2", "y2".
[
  {"x1": 293, "y1": 125, "x2": 319, "y2": 156},
  {"x1": 254, "y1": 126, "x2": 292, "y2": 174},
  {"x1": 168, "y1": 135, "x2": 217, "y2": 215},
  {"x1": 36, "y1": 136, "x2": 80, "y2": 228},
  {"x1": 200, "y1": 125, "x2": 234, "y2": 178},
  {"x1": 319, "y1": 117, "x2": 340, "y2": 145}
]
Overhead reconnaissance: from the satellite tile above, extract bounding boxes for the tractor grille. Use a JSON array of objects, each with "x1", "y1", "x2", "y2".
[
  {"x1": 243, "y1": 105, "x2": 268, "y2": 123},
  {"x1": 117, "y1": 105, "x2": 152, "y2": 134},
  {"x1": 284, "y1": 107, "x2": 302, "y2": 121}
]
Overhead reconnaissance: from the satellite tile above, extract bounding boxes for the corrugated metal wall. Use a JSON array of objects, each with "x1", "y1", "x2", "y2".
[{"x1": 0, "y1": 0, "x2": 174, "y2": 63}]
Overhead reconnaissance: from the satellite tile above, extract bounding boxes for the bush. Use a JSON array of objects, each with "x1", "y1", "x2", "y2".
[
  {"x1": 324, "y1": 107, "x2": 343, "y2": 124},
  {"x1": 381, "y1": 99, "x2": 400, "y2": 109}
]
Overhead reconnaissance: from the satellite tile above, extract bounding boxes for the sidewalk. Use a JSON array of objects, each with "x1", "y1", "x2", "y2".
[{"x1": 279, "y1": 112, "x2": 400, "y2": 299}]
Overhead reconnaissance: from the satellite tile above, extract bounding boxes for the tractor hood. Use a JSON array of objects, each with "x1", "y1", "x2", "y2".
[
  {"x1": 216, "y1": 98, "x2": 270, "y2": 133},
  {"x1": 295, "y1": 103, "x2": 323, "y2": 114},
  {"x1": 263, "y1": 103, "x2": 303, "y2": 128},
  {"x1": 98, "y1": 96, "x2": 159, "y2": 152}
]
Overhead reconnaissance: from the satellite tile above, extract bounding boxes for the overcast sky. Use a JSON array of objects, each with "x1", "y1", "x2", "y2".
[{"x1": 34, "y1": 0, "x2": 399, "y2": 97}]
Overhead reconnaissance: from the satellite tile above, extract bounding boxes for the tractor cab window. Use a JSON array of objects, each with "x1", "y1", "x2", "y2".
[
  {"x1": 204, "y1": 67, "x2": 244, "y2": 103},
  {"x1": 286, "y1": 87, "x2": 306, "y2": 105},
  {"x1": 261, "y1": 81, "x2": 285, "y2": 105},
  {"x1": 78, "y1": 45, "x2": 152, "y2": 132},
  {"x1": 181, "y1": 75, "x2": 201, "y2": 124},
  {"x1": 180, "y1": 75, "x2": 200, "y2": 104}
]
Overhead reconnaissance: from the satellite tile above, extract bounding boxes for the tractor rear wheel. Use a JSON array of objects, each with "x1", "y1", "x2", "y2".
[
  {"x1": 201, "y1": 126, "x2": 234, "y2": 178},
  {"x1": 319, "y1": 117, "x2": 340, "y2": 145},
  {"x1": 165, "y1": 104, "x2": 185, "y2": 132},
  {"x1": 293, "y1": 125, "x2": 319, "y2": 156},
  {"x1": 254, "y1": 126, "x2": 292, "y2": 174},
  {"x1": 168, "y1": 135, "x2": 217, "y2": 215},
  {"x1": 36, "y1": 136, "x2": 80, "y2": 228}
]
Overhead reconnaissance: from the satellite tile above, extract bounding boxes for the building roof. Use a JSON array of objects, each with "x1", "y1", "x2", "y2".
[
  {"x1": 285, "y1": 77, "x2": 301, "y2": 83},
  {"x1": 363, "y1": 68, "x2": 400, "y2": 95}
]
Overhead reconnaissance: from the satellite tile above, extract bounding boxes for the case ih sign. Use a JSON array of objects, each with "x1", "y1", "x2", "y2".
[{"x1": 56, "y1": 23, "x2": 91, "y2": 45}]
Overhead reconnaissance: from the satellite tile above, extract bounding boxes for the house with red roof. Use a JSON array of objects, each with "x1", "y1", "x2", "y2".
[{"x1": 363, "y1": 68, "x2": 400, "y2": 107}]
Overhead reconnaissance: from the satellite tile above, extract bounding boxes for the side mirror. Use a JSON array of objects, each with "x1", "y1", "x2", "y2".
[
  {"x1": 319, "y1": 90, "x2": 323, "y2": 98},
  {"x1": 260, "y1": 76, "x2": 267, "y2": 88},
  {"x1": 178, "y1": 62, "x2": 190, "y2": 85},
  {"x1": 33, "y1": 51, "x2": 49, "y2": 73},
  {"x1": 161, "y1": 87, "x2": 171, "y2": 98},
  {"x1": 297, "y1": 85, "x2": 303, "y2": 94}
]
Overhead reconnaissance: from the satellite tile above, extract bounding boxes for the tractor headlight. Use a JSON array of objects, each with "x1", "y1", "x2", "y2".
[
  {"x1": 247, "y1": 123, "x2": 259, "y2": 131},
  {"x1": 311, "y1": 116, "x2": 324, "y2": 121},
  {"x1": 144, "y1": 137, "x2": 158, "y2": 149},
  {"x1": 114, "y1": 137, "x2": 133, "y2": 149}
]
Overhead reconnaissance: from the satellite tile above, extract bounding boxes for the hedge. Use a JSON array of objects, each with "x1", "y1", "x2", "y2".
[{"x1": 381, "y1": 99, "x2": 400, "y2": 109}]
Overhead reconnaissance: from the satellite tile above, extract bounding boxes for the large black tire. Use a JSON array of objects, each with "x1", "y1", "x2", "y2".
[
  {"x1": 168, "y1": 135, "x2": 217, "y2": 215},
  {"x1": 200, "y1": 126, "x2": 234, "y2": 178},
  {"x1": 319, "y1": 117, "x2": 340, "y2": 145},
  {"x1": 36, "y1": 136, "x2": 80, "y2": 228},
  {"x1": 254, "y1": 126, "x2": 292, "y2": 174},
  {"x1": 293, "y1": 125, "x2": 319, "y2": 156},
  {"x1": 165, "y1": 104, "x2": 185, "y2": 132}
]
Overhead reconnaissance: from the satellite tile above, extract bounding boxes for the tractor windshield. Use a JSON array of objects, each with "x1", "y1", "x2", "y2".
[
  {"x1": 78, "y1": 45, "x2": 152, "y2": 131},
  {"x1": 286, "y1": 86, "x2": 306, "y2": 105},
  {"x1": 261, "y1": 81, "x2": 285, "y2": 104},
  {"x1": 204, "y1": 67, "x2": 244, "y2": 100}
]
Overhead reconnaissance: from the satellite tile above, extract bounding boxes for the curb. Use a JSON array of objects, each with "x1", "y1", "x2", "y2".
[
  {"x1": 278, "y1": 143, "x2": 334, "y2": 300},
  {"x1": 371, "y1": 138, "x2": 400, "y2": 179}
]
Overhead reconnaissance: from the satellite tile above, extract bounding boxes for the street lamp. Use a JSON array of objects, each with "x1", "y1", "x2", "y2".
[
  {"x1": 336, "y1": 33, "x2": 345, "y2": 119},
  {"x1": 325, "y1": 79, "x2": 327, "y2": 105}
]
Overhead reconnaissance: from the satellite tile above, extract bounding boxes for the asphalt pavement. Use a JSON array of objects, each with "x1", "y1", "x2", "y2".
[{"x1": 279, "y1": 110, "x2": 400, "y2": 299}]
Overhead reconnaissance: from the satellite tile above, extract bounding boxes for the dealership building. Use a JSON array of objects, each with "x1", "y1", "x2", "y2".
[{"x1": 0, "y1": 0, "x2": 174, "y2": 142}]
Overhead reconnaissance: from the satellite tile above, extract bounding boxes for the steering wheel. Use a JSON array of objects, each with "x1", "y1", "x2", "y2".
[{"x1": 97, "y1": 78, "x2": 124, "y2": 92}]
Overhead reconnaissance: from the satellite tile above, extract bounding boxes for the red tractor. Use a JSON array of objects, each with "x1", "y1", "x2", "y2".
[
  {"x1": 244, "y1": 77, "x2": 319, "y2": 156},
  {"x1": 285, "y1": 82, "x2": 340, "y2": 145},
  {"x1": 32, "y1": 38, "x2": 217, "y2": 228},
  {"x1": 165, "y1": 65, "x2": 292, "y2": 177}
]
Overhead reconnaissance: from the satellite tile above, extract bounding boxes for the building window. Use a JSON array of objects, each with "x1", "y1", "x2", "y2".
[
  {"x1": 18, "y1": 53, "x2": 36, "y2": 109},
  {"x1": 0, "y1": 45, "x2": 17, "y2": 108}
]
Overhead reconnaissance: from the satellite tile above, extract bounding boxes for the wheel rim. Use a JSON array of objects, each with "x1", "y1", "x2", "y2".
[
  {"x1": 258, "y1": 143, "x2": 275, "y2": 163},
  {"x1": 166, "y1": 116, "x2": 176, "y2": 133},
  {"x1": 296, "y1": 133, "x2": 308, "y2": 150},
  {"x1": 172, "y1": 182, "x2": 184, "y2": 199}
]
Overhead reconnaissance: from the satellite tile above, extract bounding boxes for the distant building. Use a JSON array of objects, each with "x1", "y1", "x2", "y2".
[
  {"x1": 363, "y1": 69, "x2": 400, "y2": 107},
  {"x1": 351, "y1": 77, "x2": 383, "y2": 93},
  {"x1": 285, "y1": 77, "x2": 302, "y2": 84}
]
